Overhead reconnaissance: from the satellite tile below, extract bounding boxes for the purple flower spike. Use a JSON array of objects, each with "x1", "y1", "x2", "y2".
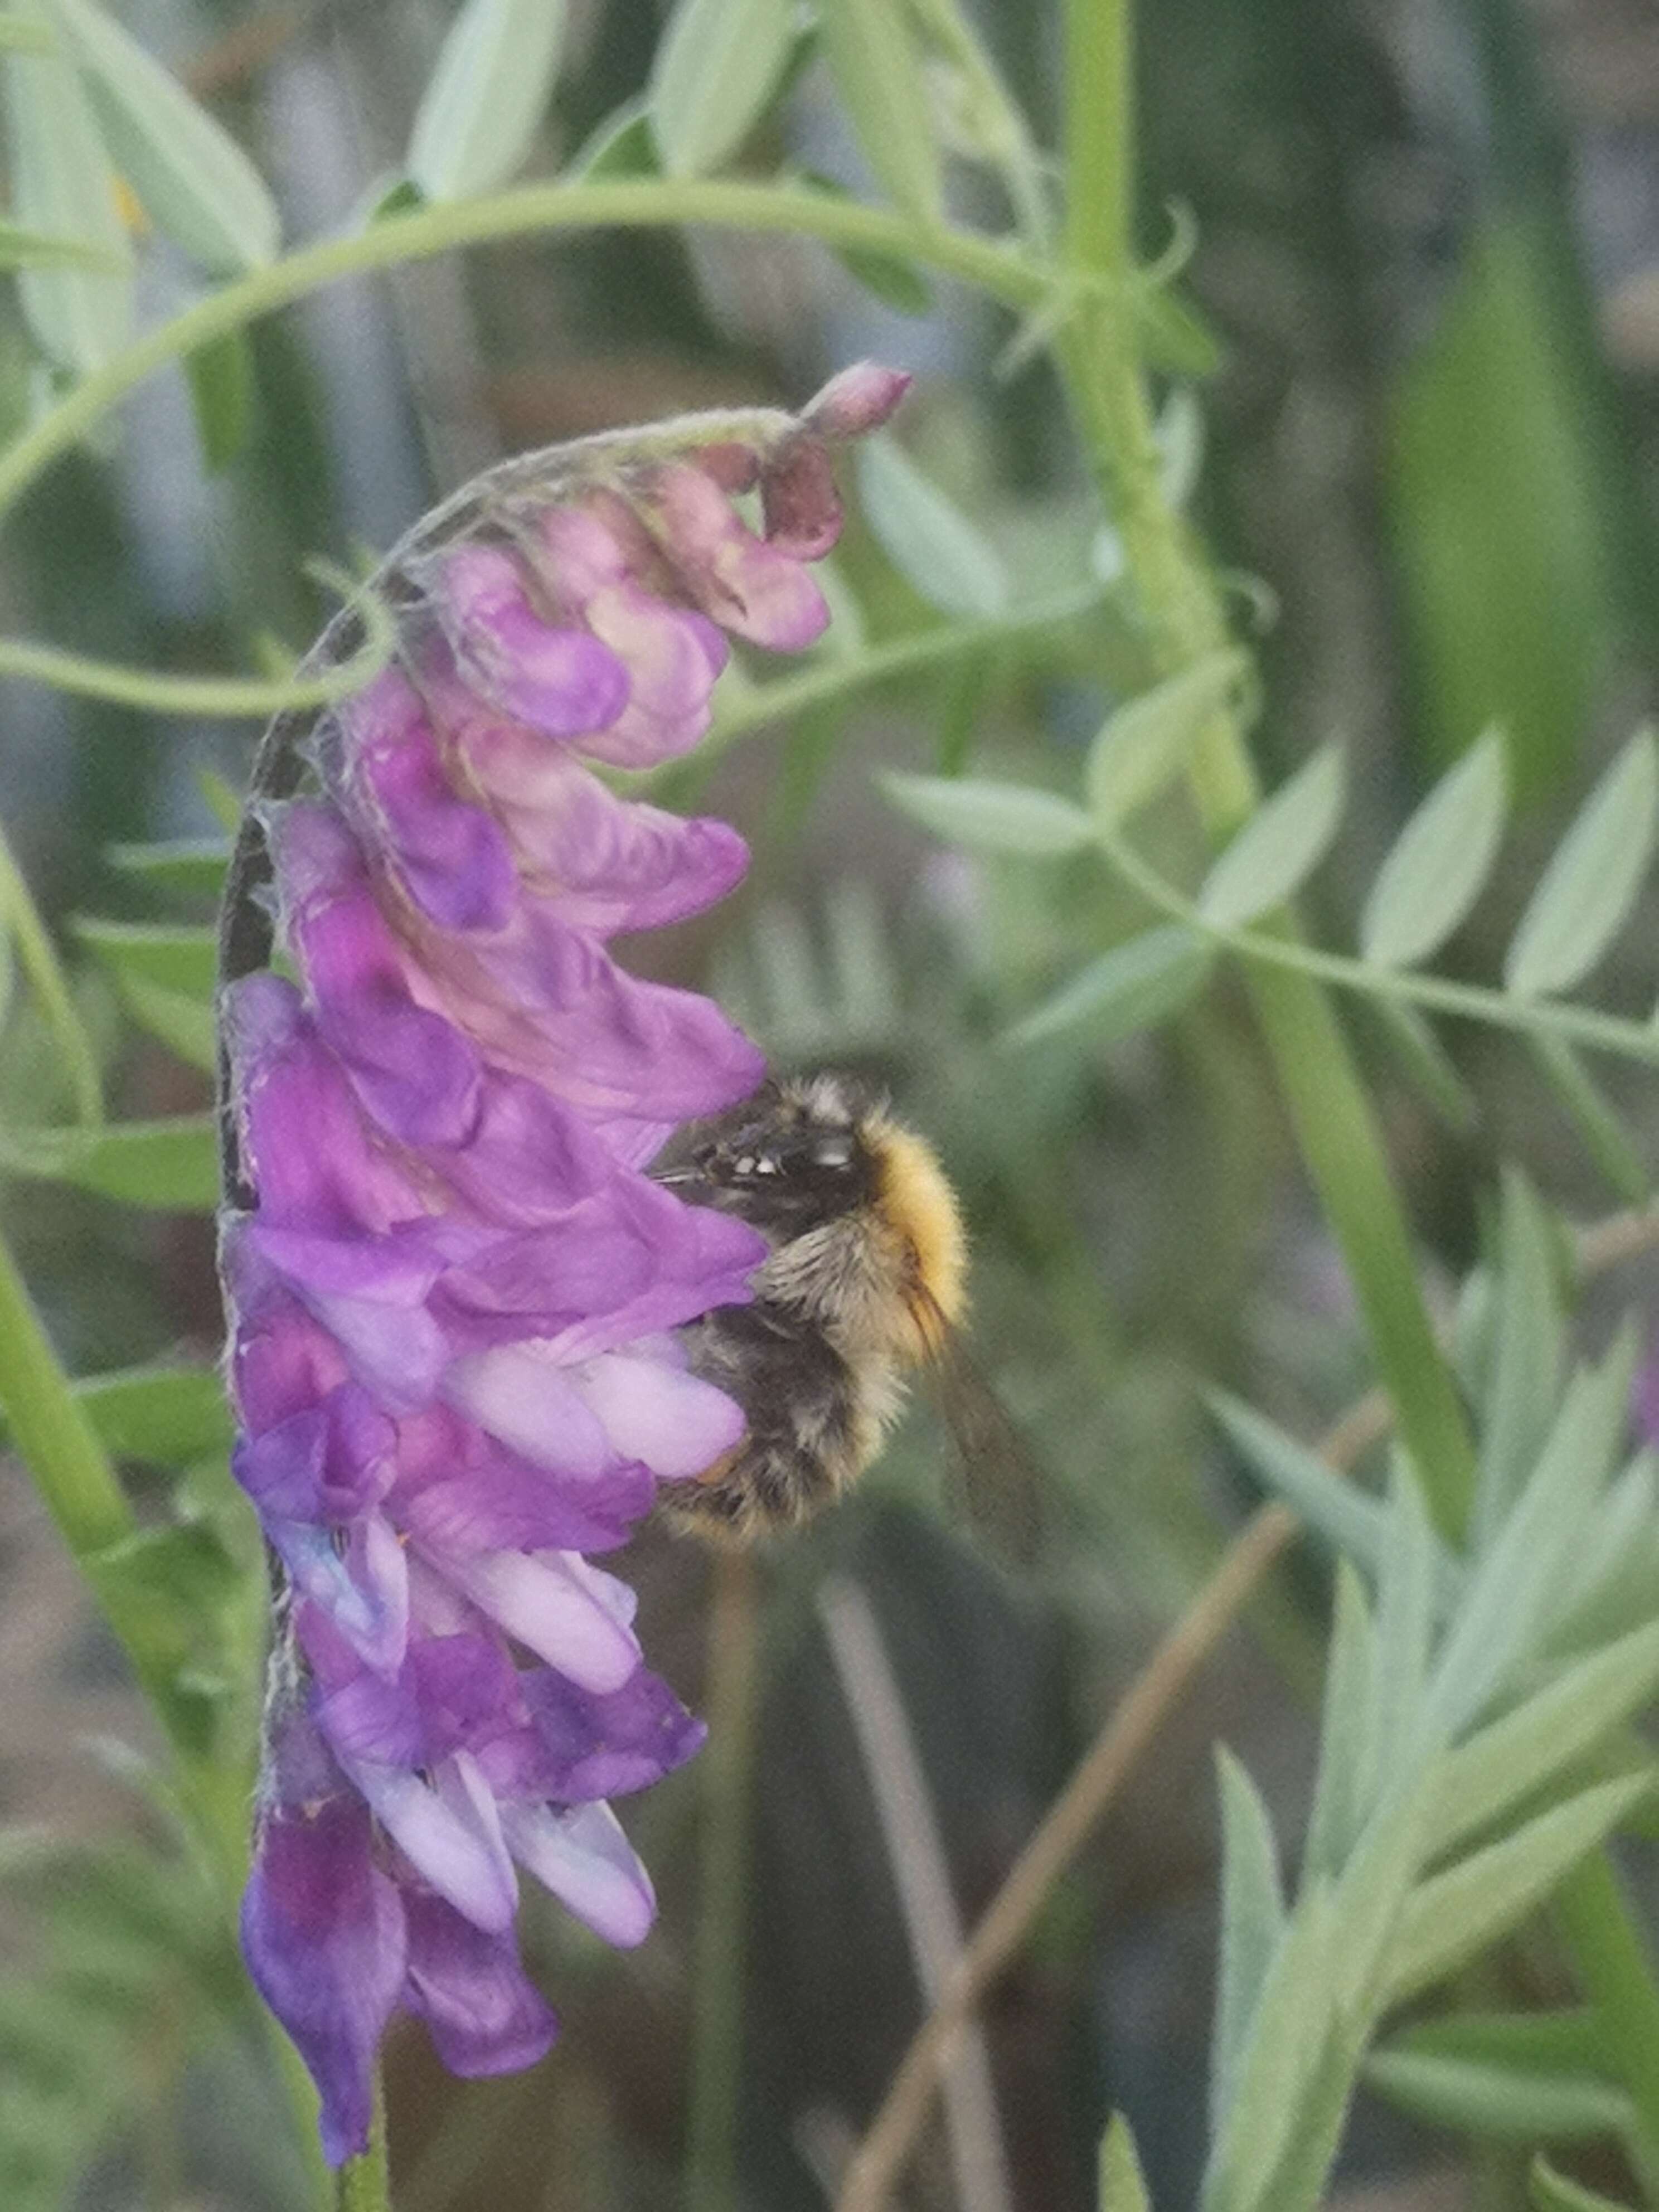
[
  {"x1": 643, "y1": 462, "x2": 831, "y2": 651},
  {"x1": 219, "y1": 367, "x2": 906, "y2": 2160},
  {"x1": 434, "y1": 544, "x2": 632, "y2": 740}
]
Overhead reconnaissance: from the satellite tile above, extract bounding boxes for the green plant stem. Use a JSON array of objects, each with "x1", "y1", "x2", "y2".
[
  {"x1": 0, "y1": 813, "x2": 102, "y2": 1126},
  {"x1": 1058, "y1": 0, "x2": 1476, "y2": 1534},
  {"x1": 0, "y1": 1218, "x2": 129, "y2": 1556},
  {"x1": 1060, "y1": 0, "x2": 1659, "y2": 2186},
  {"x1": 0, "y1": 179, "x2": 1051, "y2": 532},
  {"x1": 1064, "y1": 0, "x2": 1133, "y2": 275},
  {"x1": 0, "y1": 595, "x2": 395, "y2": 718},
  {"x1": 687, "y1": 1550, "x2": 763, "y2": 2212},
  {"x1": 337, "y1": 2075, "x2": 391, "y2": 2212}
]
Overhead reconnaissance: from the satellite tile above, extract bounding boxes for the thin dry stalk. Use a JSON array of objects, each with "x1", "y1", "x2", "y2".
[{"x1": 818, "y1": 1574, "x2": 1013, "y2": 2212}]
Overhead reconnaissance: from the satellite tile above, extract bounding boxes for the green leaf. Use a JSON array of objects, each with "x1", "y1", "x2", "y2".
[
  {"x1": 798, "y1": 171, "x2": 933, "y2": 314},
  {"x1": 0, "y1": 219, "x2": 125, "y2": 271},
  {"x1": 1005, "y1": 926, "x2": 1213, "y2": 1050},
  {"x1": 1360, "y1": 727, "x2": 1508, "y2": 967},
  {"x1": 195, "y1": 769, "x2": 242, "y2": 837},
  {"x1": 1304, "y1": 1561, "x2": 1379, "y2": 1884},
  {"x1": 1387, "y1": 222, "x2": 1613, "y2": 802},
  {"x1": 1428, "y1": 1619, "x2": 1659, "y2": 1863},
  {"x1": 1371, "y1": 1461, "x2": 1437, "y2": 1779},
  {"x1": 82, "y1": 1519, "x2": 242, "y2": 1752},
  {"x1": 1365, "y1": 2043, "x2": 1630, "y2": 2144},
  {"x1": 856, "y1": 437, "x2": 1009, "y2": 618},
  {"x1": 184, "y1": 329, "x2": 253, "y2": 476},
  {"x1": 1530, "y1": 1034, "x2": 1648, "y2": 1204},
  {"x1": 1505, "y1": 728, "x2": 1658, "y2": 997},
  {"x1": 1197, "y1": 745, "x2": 1346, "y2": 929},
  {"x1": 1206, "y1": 1390, "x2": 1458, "y2": 1604},
  {"x1": 104, "y1": 837, "x2": 230, "y2": 900},
  {"x1": 1098, "y1": 2112, "x2": 1152, "y2": 2212},
  {"x1": 1366, "y1": 998, "x2": 1479, "y2": 1134},
  {"x1": 1530, "y1": 2155, "x2": 1638, "y2": 2211},
  {"x1": 113, "y1": 974, "x2": 215, "y2": 1073},
  {"x1": 0, "y1": 1115, "x2": 217, "y2": 1209},
  {"x1": 1155, "y1": 387, "x2": 1204, "y2": 512},
  {"x1": 815, "y1": 0, "x2": 942, "y2": 222},
  {"x1": 1428, "y1": 1332, "x2": 1638, "y2": 1739},
  {"x1": 1201, "y1": 1883, "x2": 1336, "y2": 2212},
  {"x1": 1235, "y1": 2025, "x2": 1354, "y2": 2212},
  {"x1": 45, "y1": 0, "x2": 279, "y2": 274},
  {"x1": 1398, "y1": 2005, "x2": 1604, "y2": 2075},
  {"x1": 1086, "y1": 652, "x2": 1248, "y2": 832},
  {"x1": 3, "y1": 29, "x2": 132, "y2": 376},
  {"x1": 836, "y1": 240, "x2": 933, "y2": 316},
  {"x1": 881, "y1": 772, "x2": 1093, "y2": 857},
  {"x1": 72, "y1": 918, "x2": 216, "y2": 997},
  {"x1": 648, "y1": 0, "x2": 798, "y2": 177},
  {"x1": 1550, "y1": 1454, "x2": 1659, "y2": 1652},
  {"x1": 1473, "y1": 1169, "x2": 1566, "y2": 1550},
  {"x1": 408, "y1": 0, "x2": 566, "y2": 201},
  {"x1": 1385, "y1": 1774, "x2": 1655, "y2": 2009},
  {"x1": 1327, "y1": 1774, "x2": 1437, "y2": 2017},
  {"x1": 70, "y1": 1364, "x2": 232, "y2": 1465},
  {"x1": 1137, "y1": 283, "x2": 1223, "y2": 379},
  {"x1": 356, "y1": 172, "x2": 425, "y2": 222},
  {"x1": 571, "y1": 98, "x2": 659, "y2": 180},
  {"x1": 822, "y1": 877, "x2": 898, "y2": 1038},
  {"x1": 1210, "y1": 1748, "x2": 1286, "y2": 2138},
  {"x1": 0, "y1": 13, "x2": 52, "y2": 47}
]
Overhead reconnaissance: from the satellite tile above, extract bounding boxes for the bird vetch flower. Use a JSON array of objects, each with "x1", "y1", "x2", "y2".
[{"x1": 219, "y1": 367, "x2": 910, "y2": 2161}]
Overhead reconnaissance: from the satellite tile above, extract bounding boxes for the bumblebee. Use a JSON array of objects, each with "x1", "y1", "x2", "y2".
[{"x1": 653, "y1": 1073, "x2": 1034, "y2": 1550}]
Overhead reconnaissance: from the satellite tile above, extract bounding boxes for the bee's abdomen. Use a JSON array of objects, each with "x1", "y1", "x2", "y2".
[{"x1": 662, "y1": 1299, "x2": 869, "y2": 1540}]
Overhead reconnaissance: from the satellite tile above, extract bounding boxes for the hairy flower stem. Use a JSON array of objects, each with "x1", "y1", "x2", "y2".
[
  {"x1": 1060, "y1": 0, "x2": 1659, "y2": 2179},
  {"x1": 0, "y1": 816, "x2": 101, "y2": 1127}
]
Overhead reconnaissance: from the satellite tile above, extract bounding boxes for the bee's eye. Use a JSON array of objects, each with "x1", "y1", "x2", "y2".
[{"x1": 809, "y1": 1135, "x2": 854, "y2": 1170}]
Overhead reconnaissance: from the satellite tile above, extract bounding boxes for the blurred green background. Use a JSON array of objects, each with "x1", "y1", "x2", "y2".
[{"x1": 6, "y1": 1, "x2": 1659, "y2": 2207}]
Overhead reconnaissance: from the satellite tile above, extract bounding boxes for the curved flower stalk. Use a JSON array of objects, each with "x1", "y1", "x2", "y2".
[{"x1": 217, "y1": 363, "x2": 909, "y2": 2164}]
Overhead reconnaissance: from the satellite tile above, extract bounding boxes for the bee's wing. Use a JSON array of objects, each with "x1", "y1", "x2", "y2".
[{"x1": 919, "y1": 1304, "x2": 1045, "y2": 1565}]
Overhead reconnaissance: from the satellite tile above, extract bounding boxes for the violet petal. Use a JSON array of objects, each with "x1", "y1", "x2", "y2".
[{"x1": 402, "y1": 1890, "x2": 559, "y2": 2077}]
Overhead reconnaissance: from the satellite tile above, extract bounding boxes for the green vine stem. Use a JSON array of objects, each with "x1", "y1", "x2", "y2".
[
  {"x1": 0, "y1": 179, "x2": 1054, "y2": 532},
  {"x1": 0, "y1": 1220, "x2": 130, "y2": 1562},
  {"x1": 1092, "y1": 815, "x2": 1659, "y2": 1069},
  {"x1": 0, "y1": 812, "x2": 102, "y2": 1125},
  {"x1": 1059, "y1": 0, "x2": 1659, "y2": 2179},
  {"x1": 0, "y1": 580, "x2": 396, "y2": 719}
]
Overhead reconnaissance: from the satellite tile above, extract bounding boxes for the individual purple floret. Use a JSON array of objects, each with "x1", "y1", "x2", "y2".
[{"x1": 220, "y1": 368, "x2": 909, "y2": 2162}]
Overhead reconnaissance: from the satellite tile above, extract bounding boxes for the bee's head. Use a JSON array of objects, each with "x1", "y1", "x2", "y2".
[{"x1": 661, "y1": 1074, "x2": 884, "y2": 1233}]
